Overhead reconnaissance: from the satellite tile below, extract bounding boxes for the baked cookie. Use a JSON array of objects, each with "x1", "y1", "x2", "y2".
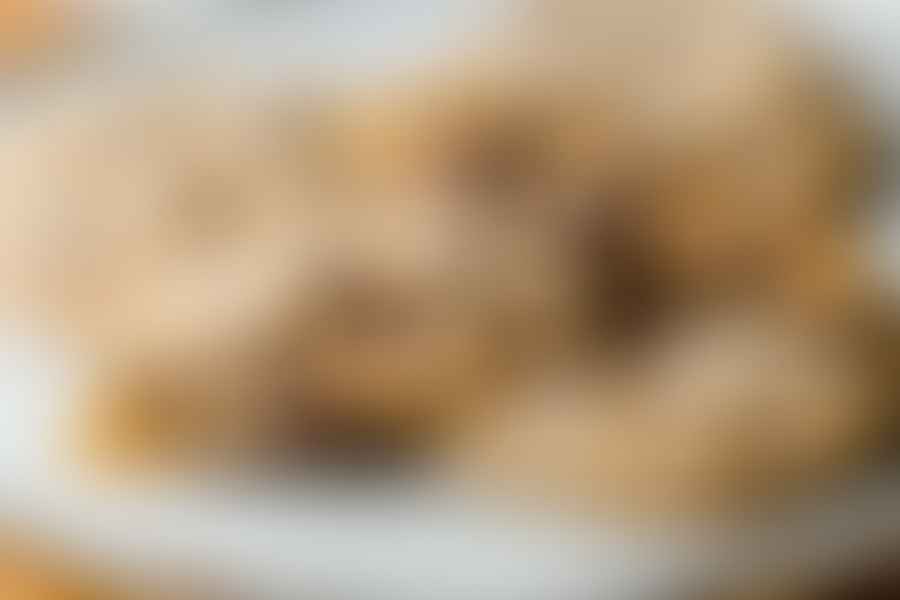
[
  {"x1": 444, "y1": 311, "x2": 882, "y2": 518},
  {"x1": 4, "y1": 82, "x2": 588, "y2": 473}
]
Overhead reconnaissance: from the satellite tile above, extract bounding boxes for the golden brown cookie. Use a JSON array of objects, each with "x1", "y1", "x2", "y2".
[{"x1": 445, "y1": 312, "x2": 881, "y2": 518}]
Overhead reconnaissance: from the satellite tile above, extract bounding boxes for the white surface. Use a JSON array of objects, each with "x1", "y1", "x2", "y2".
[{"x1": 1, "y1": 1, "x2": 899, "y2": 599}]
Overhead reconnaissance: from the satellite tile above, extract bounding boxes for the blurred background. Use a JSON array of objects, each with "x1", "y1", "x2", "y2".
[{"x1": 1, "y1": 1, "x2": 899, "y2": 599}]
